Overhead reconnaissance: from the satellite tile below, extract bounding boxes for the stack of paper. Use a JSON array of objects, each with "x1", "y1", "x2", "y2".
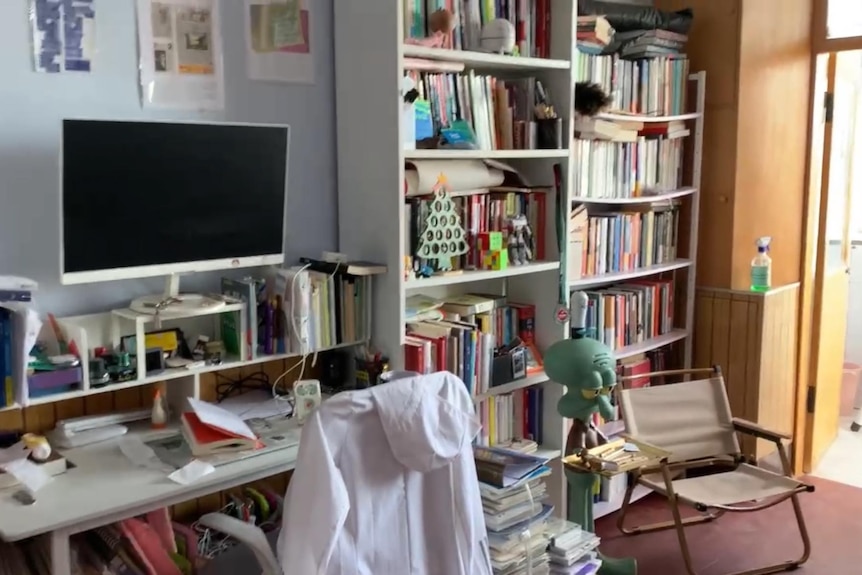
[
  {"x1": 476, "y1": 447, "x2": 555, "y2": 575},
  {"x1": 545, "y1": 518, "x2": 602, "y2": 575}
]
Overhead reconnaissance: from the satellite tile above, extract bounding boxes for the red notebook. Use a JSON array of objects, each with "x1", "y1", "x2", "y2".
[{"x1": 181, "y1": 412, "x2": 262, "y2": 456}]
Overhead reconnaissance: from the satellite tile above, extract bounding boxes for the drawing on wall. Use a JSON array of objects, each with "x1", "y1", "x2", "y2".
[
  {"x1": 136, "y1": 0, "x2": 224, "y2": 110},
  {"x1": 245, "y1": 0, "x2": 315, "y2": 84},
  {"x1": 29, "y1": 0, "x2": 96, "y2": 73}
]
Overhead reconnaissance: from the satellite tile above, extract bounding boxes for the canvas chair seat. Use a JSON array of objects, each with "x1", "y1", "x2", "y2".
[{"x1": 639, "y1": 463, "x2": 805, "y2": 508}]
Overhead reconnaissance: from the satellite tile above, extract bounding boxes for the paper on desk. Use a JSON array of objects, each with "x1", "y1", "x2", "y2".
[
  {"x1": 188, "y1": 397, "x2": 257, "y2": 440},
  {"x1": 119, "y1": 437, "x2": 172, "y2": 472},
  {"x1": 0, "y1": 442, "x2": 52, "y2": 493},
  {"x1": 168, "y1": 459, "x2": 215, "y2": 485}
]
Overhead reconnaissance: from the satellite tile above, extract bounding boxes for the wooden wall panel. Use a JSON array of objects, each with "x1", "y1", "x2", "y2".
[
  {"x1": 694, "y1": 284, "x2": 800, "y2": 459},
  {"x1": 732, "y1": 0, "x2": 813, "y2": 290},
  {"x1": 0, "y1": 356, "x2": 313, "y2": 522}
]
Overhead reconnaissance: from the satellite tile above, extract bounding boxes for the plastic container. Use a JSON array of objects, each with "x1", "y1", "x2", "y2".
[{"x1": 750, "y1": 237, "x2": 772, "y2": 292}]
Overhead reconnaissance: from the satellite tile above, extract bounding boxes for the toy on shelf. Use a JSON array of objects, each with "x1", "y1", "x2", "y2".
[
  {"x1": 508, "y1": 214, "x2": 534, "y2": 265},
  {"x1": 478, "y1": 232, "x2": 508, "y2": 271},
  {"x1": 416, "y1": 175, "x2": 469, "y2": 272},
  {"x1": 404, "y1": 9, "x2": 455, "y2": 49},
  {"x1": 479, "y1": 19, "x2": 517, "y2": 54}
]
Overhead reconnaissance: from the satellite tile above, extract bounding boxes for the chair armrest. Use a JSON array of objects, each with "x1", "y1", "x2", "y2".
[
  {"x1": 198, "y1": 513, "x2": 282, "y2": 575},
  {"x1": 732, "y1": 418, "x2": 791, "y2": 443}
]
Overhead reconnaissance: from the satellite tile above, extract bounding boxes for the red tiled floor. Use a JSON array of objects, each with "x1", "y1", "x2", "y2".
[{"x1": 595, "y1": 476, "x2": 862, "y2": 574}]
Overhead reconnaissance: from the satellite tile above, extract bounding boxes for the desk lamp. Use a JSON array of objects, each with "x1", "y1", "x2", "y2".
[{"x1": 544, "y1": 291, "x2": 637, "y2": 575}]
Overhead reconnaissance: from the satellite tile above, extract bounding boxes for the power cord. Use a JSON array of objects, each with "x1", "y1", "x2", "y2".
[{"x1": 213, "y1": 369, "x2": 271, "y2": 403}]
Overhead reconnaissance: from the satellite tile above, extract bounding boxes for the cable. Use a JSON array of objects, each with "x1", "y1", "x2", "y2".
[
  {"x1": 271, "y1": 260, "x2": 343, "y2": 401},
  {"x1": 213, "y1": 369, "x2": 271, "y2": 403}
]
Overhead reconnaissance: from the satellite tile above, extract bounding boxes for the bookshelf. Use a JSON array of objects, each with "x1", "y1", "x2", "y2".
[
  {"x1": 333, "y1": 0, "x2": 704, "y2": 522},
  {"x1": 333, "y1": 0, "x2": 577, "y2": 519}
]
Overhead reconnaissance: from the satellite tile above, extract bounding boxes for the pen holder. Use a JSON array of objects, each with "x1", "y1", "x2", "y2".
[{"x1": 537, "y1": 118, "x2": 563, "y2": 150}]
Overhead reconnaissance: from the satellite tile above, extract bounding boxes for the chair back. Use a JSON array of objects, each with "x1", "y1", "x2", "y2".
[{"x1": 619, "y1": 374, "x2": 740, "y2": 463}]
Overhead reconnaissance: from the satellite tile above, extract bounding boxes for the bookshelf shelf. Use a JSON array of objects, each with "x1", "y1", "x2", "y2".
[
  {"x1": 404, "y1": 149, "x2": 570, "y2": 160},
  {"x1": 472, "y1": 371, "x2": 550, "y2": 402},
  {"x1": 572, "y1": 187, "x2": 698, "y2": 205},
  {"x1": 615, "y1": 329, "x2": 688, "y2": 361},
  {"x1": 336, "y1": 0, "x2": 578, "y2": 522},
  {"x1": 568, "y1": 259, "x2": 693, "y2": 289},
  {"x1": 597, "y1": 111, "x2": 702, "y2": 123},
  {"x1": 402, "y1": 45, "x2": 571, "y2": 70},
  {"x1": 405, "y1": 261, "x2": 560, "y2": 289}
]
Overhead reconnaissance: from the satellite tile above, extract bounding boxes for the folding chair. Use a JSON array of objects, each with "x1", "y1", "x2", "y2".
[{"x1": 616, "y1": 367, "x2": 814, "y2": 575}]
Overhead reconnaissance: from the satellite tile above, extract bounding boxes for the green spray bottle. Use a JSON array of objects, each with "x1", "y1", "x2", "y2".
[{"x1": 751, "y1": 236, "x2": 772, "y2": 292}]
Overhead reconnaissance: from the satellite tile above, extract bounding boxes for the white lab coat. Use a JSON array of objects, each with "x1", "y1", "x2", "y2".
[{"x1": 277, "y1": 372, "x2": 493, "y2": 575}]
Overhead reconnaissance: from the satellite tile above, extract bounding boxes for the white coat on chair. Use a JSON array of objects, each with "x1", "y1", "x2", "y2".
[{"x1": 277, "y1": 371, "x2": 492, "y2": 575}]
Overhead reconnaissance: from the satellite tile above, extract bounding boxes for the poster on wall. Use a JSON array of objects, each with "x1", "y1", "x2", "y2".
[
  {"x1": 135, "y1": 0, "x2": 225, "y2": 110},
  {"x1": 29, "y1": 0, "x2": 96, "y2": 73},
  {"x1": 244, "y1": 0, "x2": 315, "y2": 84}
]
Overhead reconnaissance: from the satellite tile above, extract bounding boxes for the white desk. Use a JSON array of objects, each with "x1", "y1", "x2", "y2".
[{"x1": 0, "y1": 430, "x2": 299, "y2": 575}]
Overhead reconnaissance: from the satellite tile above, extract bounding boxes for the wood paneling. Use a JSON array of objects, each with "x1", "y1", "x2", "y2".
[
  {"x1": 0, "y1": 356, "x2": 313, "y2": 522},
  {"x1": 694, "y1": 284, "x2": 800, "y2": 459}
]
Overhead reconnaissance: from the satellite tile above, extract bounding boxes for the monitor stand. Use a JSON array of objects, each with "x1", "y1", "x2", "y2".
[{"x1": 129, "y1": 274, "x2": 226, "y2": 316}]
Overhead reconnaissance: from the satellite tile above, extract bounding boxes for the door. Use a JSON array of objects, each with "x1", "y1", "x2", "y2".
[{"x1": 804, "y1": 51, "x2": 858, "y2": 471}]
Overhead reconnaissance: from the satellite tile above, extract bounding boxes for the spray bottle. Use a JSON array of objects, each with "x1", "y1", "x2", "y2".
[{"x1": 750, "y1": 237, "x2": 772, "y2": 292}]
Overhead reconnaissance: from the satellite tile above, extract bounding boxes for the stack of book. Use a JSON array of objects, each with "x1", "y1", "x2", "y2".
[
  {"x1": 576, "y1": 16, "x2": 614, "y2": 54},
  {"x1": 403, "y1": 0, "x2": 553, "y2": 58},
  {"x1": 614, "y1": 29, "x2": 689, "y2": 60},
  {"x1": 404, "y1": 294, "x2": 543, "y2": 395},
  {"x1": 475, "y1": 446, "x2": 555, "y2": 575},
  {"x1": 569, "y1": 203, "x2": 680, "y2": 279},
  {"x1": 545, "y1": 518, "x2": 602, "y2": 575}
]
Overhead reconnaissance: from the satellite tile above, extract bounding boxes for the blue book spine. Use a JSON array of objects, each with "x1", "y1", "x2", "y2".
[{"x1": 0, "y1": 309, "x2": 11, "y2": 407}]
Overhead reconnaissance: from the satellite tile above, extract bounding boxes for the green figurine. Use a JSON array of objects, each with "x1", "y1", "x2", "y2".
[{"x1": 544, "y1": 292, "x2": 637, "y2": 575}]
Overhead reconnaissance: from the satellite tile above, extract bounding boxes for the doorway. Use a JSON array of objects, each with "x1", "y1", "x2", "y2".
[{"x1": 802, "y1": 46, "x2": 862, "y2": 481}]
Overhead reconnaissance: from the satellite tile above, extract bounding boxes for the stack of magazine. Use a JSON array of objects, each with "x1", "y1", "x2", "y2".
[
  {"x1": 475, "y1": 446, "x2": 555, "y2": 575},
  {"x1": 545, "y1": 518, "x2": 602, "y2": 575}
]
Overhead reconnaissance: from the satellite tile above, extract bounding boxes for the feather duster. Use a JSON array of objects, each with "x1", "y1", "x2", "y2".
[{"x1": 574, "y1": 82, "x2": 612, "y2": 117}]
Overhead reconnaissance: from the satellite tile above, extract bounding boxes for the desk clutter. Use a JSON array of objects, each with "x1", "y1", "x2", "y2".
[
  {"x1": 474, "y1": 445, "x2": 602, "y2": 575},
  {"x1": 404, "y1": 293, "x2": 543, "y2": 395}
]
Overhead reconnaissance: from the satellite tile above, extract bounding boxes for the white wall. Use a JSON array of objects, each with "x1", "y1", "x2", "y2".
[{"x1": 846, "y1": 245, "x2": 862, "y2": 364}]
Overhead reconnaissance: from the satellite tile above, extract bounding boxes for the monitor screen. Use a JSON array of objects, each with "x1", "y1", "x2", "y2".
[{"x1": 61, "y1": 119, "x2": 289, "y2": 284}]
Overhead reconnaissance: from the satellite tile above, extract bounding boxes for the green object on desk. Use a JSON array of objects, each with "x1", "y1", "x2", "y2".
[{"x1": 545, "y1": 336, "x2": 637, "y2": 575}]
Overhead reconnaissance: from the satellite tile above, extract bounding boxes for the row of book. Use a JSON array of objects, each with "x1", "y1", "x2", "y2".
[
  {"x1": 578, "y1": 280, "x2": 675, "y2": 352},
  {"x1": 404, "y1": 0, "x2": 553, "y2": 59},
  {"x1": 575, "y1": 52, "x2": 690, "y2": 118},
  {"x1": 220, "y1": 260, "x2": 384, "y2": 359},
  {"x1": 476, "y1": 387, "x2": 544, "y2": 447},
  {"x1": 574, "y1": 118, "x2": 688, "y2": 199},
  {"x1": 569, "y1": 204, "x2": 680, "y2": 279},
  {"x1": 405, "y1": 189, "x2": 548, "y2": 274},
  {"x1": 407, "y1": 71, "x2": 546, "y2": 150},
  {"x1": 404, "y1": 293, "x2": 542, "y2": 396}
]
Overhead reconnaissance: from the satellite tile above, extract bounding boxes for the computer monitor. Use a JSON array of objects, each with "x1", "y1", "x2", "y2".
[{"x1": 60, "y1": 119, "x2": 290, "y2": 312}]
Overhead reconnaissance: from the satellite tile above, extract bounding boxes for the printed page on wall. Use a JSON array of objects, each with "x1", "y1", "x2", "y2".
[
  {"x1": 29, "y1": 0, "x2": 96, "y2": 73},
  {"x1": 136, "y1": 0, "x2": 225, "y2": 110},
  {"x1": 244, "y1": 0, "x2": 315, "y2": 84}
]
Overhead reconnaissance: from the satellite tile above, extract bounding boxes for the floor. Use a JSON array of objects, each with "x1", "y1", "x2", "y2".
[{"x1": 595, "y1": 476, "x2": 862, "y2": 574}]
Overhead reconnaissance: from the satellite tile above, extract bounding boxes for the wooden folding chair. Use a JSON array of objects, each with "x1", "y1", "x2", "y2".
[{"x1": 616, "y1": 367, "x2": 814, "y2": 575}]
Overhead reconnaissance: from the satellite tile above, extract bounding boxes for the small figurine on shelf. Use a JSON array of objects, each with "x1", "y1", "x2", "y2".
[
  {"x1": 404, "y1": 9, "x2": 455, "y2": 48},
  {"x1": 416, "y1": 175, "x2": 469, "y2": 272},
  {"x1": 507, "y1": 214, "x2": 534, "y2": 265}
]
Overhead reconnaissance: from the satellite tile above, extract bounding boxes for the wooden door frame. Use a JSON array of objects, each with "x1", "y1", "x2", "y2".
[{"x1": 812, "y1": 0, "x2": 862, "y2": 52}]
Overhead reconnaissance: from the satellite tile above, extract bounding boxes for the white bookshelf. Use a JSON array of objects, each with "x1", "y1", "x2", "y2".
[{"x1": 333, "y1": 0, "x2": 577, "y2": 518}]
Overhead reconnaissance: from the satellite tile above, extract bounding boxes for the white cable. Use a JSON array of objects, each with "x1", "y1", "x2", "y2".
[{"x1": 271, "y1": 261, "x2": 342, "y2": 401}]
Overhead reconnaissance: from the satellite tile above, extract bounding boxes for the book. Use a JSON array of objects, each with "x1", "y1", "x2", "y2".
[
  {"x1": 0, "y1": 451, "x2": 67, "y2": 490},
  {"x1": 298, "y1": 257, "x2": 387, "y2": 276},
  {"x1": 220, "y1": 277, "x2": 265, "y2": 359},
  {"x1": 473, "y1": 445, "x2": 548, "y2": 488},
  {"x1": 180, "y1": 398, "x2": 261, "y2": 457}
]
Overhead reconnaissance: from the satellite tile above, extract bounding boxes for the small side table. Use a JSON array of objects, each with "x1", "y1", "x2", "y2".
[{"x1": 563, "y1": 438, "x2": 671, "y2": 575}]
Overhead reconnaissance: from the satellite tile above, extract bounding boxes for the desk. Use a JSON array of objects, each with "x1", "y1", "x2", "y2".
[{"x1": 0, "y1": 429, "x2": 299, "y2": 575}]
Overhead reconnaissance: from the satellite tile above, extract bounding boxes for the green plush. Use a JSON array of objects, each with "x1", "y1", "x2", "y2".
[{"x1": 544, "y1": 336, "x2": 637, "y2": 575}]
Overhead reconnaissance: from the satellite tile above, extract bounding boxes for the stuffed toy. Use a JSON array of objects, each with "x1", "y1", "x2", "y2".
[
  {"x1": 405, "y1": 9, "x2": 455, "y2": 48},
  {"x1": 575, "y1": 82, "x2": 612, "y2": 117}
]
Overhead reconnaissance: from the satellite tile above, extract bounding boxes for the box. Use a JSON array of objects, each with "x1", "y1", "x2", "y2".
[
  {"x1": 479, "y1": 232, "x2": 503, "y2": 252},
  {"x1": 484, "y1": 249, "x2": 508, "y2": 271},
  {"x1": 28, "y1": 366, "x2": 83, "y2": 398}
]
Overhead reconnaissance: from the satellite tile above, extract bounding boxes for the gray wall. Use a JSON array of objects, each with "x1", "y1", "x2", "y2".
[{"x1": 0, "y1": 1, "x2": 336, "y2": 316}]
